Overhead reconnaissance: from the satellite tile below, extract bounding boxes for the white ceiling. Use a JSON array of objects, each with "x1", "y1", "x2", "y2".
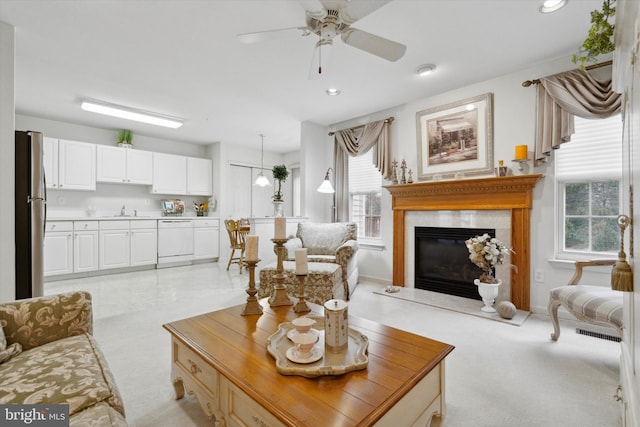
[{"x1": 1, "y1": 0, "x2": 602, "y2": 153}]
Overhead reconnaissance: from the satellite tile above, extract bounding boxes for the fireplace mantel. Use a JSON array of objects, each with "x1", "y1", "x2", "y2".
[{"x1": 384, "y1": 174, "x2": 543, "y2": 310}]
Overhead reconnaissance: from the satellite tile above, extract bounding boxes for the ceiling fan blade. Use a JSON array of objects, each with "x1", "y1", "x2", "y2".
[
  {"x1": 297, "y1": 0, "x2": 327, "y2": 20},
  {"x1": 339, "y1": 0, "x2": 392, "y2": 25},
  {"x1": 237, "y1": 26, "x2": 310, "y2": 44},
  {"x1": 341, "y1": 28, "x2": 406, "y2": 62},
  {"x1": 309, "y1": 40, "x2": 333, "y2": 80}
]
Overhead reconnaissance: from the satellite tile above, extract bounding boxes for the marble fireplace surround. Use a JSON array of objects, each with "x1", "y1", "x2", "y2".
[{"x1": 385, "y1": 174, "x2": 543, "y2": 311}]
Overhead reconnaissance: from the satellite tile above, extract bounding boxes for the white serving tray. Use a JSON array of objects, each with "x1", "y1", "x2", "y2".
[{"x1": 266, "y1": 315, "x2": 368, "y2": 378}]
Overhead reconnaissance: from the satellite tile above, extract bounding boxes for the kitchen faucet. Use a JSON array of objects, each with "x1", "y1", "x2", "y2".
[{"x1": 120, "y1": 205, "x2": 126, "y2": 216}]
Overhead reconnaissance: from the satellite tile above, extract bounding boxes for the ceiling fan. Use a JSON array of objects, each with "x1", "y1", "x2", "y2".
[{"x1": 237, "y1": 0, "x2": 406, "y2": 79}]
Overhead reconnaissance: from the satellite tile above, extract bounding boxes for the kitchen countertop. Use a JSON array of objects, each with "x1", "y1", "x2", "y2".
[{"x1": 47, "y1": 216, "x2": 219, "y2": 221}]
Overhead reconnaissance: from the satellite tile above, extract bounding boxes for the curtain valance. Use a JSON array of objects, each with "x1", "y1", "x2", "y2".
[{"x1": 534, "y1": 68, "x2": 621, "y2": 163}]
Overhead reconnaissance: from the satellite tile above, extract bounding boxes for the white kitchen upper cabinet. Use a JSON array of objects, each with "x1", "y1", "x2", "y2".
[
  {"x1": 96, "y1": 145, "x2": 126, "y2": 183},
  {"x1": 58, "y1": 139, "x2": 96, "y2": 191},
  {"x1": 152, "y1": 152, "x2": 187, "y2": 195},
  {"x1": 126, "y1": 149, "x2": 153, "y2": 184},
  {"x1": 187, "y1": 157, "x2": 213, "y2": 196},
  {"x1": 43, "y1": 137, "x2": 59, "y2": 189},
  {"x1": 97, "y1": 146, "x2": 153, "y2": 185}
]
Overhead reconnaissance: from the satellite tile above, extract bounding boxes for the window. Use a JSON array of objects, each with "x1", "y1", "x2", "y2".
[
  {"x1": 555, "y1": 114, "x2": 622, "y2": 257},
  {"x1": 291, "y1": 166, "x2": 301, "y2": 217},
  {"x1": 348, "y1": 150, "x2": 382, "y2": 240}
]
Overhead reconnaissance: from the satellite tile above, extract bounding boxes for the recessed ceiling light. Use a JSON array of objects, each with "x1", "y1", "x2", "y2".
[
  {"x1": 539, "y1": 0, "x2": 567, "y2": 13},
  {"x1": 326, "y1": 88, "x2": 341, "y2": 96},
  {"x1": 416, "y1": 64, "x2": 436, "y2": 77},
  {"x1": 466, "y1": 104, "x2": 476, "y2": 111}
]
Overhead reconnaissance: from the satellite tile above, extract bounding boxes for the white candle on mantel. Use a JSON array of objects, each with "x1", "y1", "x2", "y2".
[
  {"x1": 245, "y1": 235, "x2": 258, "y2": 261},
  {"x1": 295, "y1": 248, "x2": 308, "y2": 275},
  {"x1": 274, "y1": 217, "x2": 286, "y2": 240}
]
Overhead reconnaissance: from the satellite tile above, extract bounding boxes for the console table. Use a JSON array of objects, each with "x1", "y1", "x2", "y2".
[{"x1": 163, "y1": 300, "x2": 454, "y2": 426}]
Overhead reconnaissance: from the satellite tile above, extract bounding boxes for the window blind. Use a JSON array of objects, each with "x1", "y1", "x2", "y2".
[
  {"x1": 555, "y1": 115, "x2": 623, "y2": 181},
  {"x1": 349, "y1": 149, "x2": 381, "y2": 193}
]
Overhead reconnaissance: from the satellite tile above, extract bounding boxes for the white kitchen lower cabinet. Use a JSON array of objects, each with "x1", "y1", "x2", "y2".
[
  {"x1": 99, "y1": 221, "x2": 130, "y2": 270},
  {"x1": 44, "y1": 222, "x2": 73, "y2": 276},
  {"x1": 130, "y1": 220, "x2": 158, "y2": 266},
  {"x1": 73, "y1": 221, "x2": 99, "y2": 273},
  {"x1": 193, "y1": 219, "x2": 219, "y2": 260}
]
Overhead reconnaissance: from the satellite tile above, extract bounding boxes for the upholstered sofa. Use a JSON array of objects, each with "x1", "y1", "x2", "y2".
[
  {"x1": 0, "y1": 291, "x2": 127, "y2": 426},
  {"x1": 285, "y1": 222, "x2": 359, "y2": 299}
]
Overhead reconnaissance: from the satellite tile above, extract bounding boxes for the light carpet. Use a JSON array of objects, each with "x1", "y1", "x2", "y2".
[
  {"x1": 46, "y1": 264, "x2": 622, "y2": 427},
  {"x1": 373, "y1": 286, "x2": 530, "y2": 326}
]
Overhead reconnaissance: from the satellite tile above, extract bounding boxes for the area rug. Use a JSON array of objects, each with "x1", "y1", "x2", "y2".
[{"x1": 373, "y1": 286, "x2": 530, "y2": 326}]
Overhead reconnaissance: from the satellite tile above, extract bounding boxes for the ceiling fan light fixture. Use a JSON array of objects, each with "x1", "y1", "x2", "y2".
[
  {"x1": 539, "y1": 0, "x2": 567, "y2": 13},
  {"x1": 326, "y1": 88, "x2": 341, "y2": 96},
  {"x1": 416, "y1": 64, "x2": 436, "y2": 77},
  {"x1": 80, "y1": 98, "x2": 183, "y2": 128}
]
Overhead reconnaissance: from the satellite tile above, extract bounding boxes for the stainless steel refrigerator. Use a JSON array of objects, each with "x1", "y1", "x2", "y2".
[{"x1": 15, "y1": 130, "x2": 46, "y2": 299}]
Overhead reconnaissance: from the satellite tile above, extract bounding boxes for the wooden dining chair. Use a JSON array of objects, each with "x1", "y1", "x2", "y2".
[{"x1": 224, "y1": 219, "x2": 247, "y2": 273}]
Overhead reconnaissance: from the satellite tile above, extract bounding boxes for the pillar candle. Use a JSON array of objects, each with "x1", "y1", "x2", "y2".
[
  {"x1": 245, "y1": 235, "x2": 258, "y2": 261},
  {"x1": 515, "y1": 145, "x2": 528, "y2": 160},
  {"x1": 274, "y1": 217, "x2": 286, "y2": 239},
  {"x1": 295, "y1": 248, "x2": 308, "y2": 275}
]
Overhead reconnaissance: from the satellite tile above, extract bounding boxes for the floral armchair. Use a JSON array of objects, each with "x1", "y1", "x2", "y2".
[{"x1": 286, "y1": 222, "x2": 359, "y2": 299}]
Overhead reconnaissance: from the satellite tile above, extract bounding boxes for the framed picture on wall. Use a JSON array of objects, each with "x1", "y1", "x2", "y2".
[{"x1": 416, "y1": 92, "x2": 494, "y2": 180}]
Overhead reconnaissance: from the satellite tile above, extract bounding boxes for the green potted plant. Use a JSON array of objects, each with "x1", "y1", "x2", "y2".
[
  {"x1": 272, "y1": 164, "x2": 289, "y2": 201},
  {"x1": 118, "y1": 129, "x2": 132, "y2": 147},
  {"x1": 572, "y1": 0, "x2": 616, "y2": 69}
]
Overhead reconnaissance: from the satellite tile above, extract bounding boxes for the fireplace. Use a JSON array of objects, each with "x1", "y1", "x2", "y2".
[
  {"x1": 384, "y1": 175, "x2": 543, "y2": 310},
  {"x1": 415, "y1": 227, "x2": 495, "y2": 300}
]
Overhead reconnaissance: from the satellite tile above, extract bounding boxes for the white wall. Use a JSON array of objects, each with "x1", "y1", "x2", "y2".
[
  {"x1": 300, "y1": 120, "x2": 333, "y2": 222},
  {"x1": 322, "y1": 55, "x2": 613, "y2": 314},
  {"x1": 0, "y1": 21, "x2": 15, "y2": 302}
]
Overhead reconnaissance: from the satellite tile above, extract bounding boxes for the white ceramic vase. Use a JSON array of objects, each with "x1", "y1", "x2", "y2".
[
  {"x1": 474, "y1": 279, "x2": 502, "y2": 313},
  {"x1": 273, "y1": 200, "x2": 284, "y2": 217}
]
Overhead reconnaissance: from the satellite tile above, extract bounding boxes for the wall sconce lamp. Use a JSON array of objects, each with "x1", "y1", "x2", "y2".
[{"x1": 317, "y1": 168, "x2": 335, "y2": 193}]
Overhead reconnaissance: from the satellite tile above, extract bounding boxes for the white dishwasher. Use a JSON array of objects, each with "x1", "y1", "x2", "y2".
[{"x1": 157, "y1": 219, "x2": 194, "y2": 267}]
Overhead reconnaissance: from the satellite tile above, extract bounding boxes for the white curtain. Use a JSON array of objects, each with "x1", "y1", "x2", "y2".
[{"x1": 332, "y1": 118, "x2": 392, "y2": 222}]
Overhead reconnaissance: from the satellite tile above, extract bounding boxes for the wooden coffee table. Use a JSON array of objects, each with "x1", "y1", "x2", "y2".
[{"x1": 163, "y1": 300, "x2": 454, "y2": 427}]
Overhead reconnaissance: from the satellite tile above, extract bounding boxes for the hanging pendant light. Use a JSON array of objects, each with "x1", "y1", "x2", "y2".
[{"x1": 254, "y1": 134, "x2": 271, "y2": 187}]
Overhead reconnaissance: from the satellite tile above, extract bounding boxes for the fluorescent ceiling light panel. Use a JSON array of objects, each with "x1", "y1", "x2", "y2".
[{"x1": 81, "y1": 99, "x2": 184, "y2": 128}]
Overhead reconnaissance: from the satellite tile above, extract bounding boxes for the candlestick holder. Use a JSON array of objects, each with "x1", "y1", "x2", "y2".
[
  {"x1": 293, "y1": 274, "x2": 311, "y2": 313},
  {"x1": 241, "y1": 259, "x2": 263, "y2": 316},
  {"x1": 269, "y1": 238, "x2": 293, "y2": 307},
  {"x1": 511, "y1": 158, "x2": 529, "y2": 172}
]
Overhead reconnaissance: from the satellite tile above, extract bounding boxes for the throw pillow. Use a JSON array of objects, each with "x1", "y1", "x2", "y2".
[{"x1": 0, "y1": 323, "x2": 22, "y2": 364}]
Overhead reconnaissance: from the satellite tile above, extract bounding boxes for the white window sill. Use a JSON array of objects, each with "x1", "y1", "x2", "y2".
[
  {"x1": 547, "y1": 258, "x2": 616, "y2": 271},
  {"x1": 358, "y1": 240, "x2": 385, "y2": 251}
]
